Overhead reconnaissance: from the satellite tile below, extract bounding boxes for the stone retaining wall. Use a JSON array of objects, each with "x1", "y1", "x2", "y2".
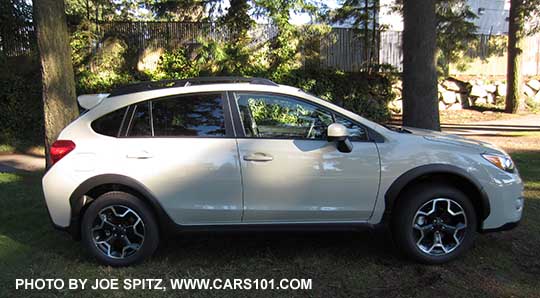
[{"x1": 388, "y1": 78, "x2": 540, "y2": 114}]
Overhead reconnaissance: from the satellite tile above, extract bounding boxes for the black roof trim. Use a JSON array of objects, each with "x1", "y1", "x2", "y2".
[{"x1": 109, "y1": 77, "x2": 278, "y2": 97}]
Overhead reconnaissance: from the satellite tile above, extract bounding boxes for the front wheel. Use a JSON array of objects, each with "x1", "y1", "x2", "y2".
[
  {"x1": 81, "y1": 191, "x2": 159, "y2": 266},
  {"x1": 392, "y1": 184, "x2": 477, "y2": 264}
]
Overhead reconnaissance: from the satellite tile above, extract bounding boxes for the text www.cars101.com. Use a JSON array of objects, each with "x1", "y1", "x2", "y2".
[
  {"x1": 16, "y1": 278, "x2": 312, "y2": 291},
  {"x1": 171, "y1": 278, "x2": 312, "y2": 290}
]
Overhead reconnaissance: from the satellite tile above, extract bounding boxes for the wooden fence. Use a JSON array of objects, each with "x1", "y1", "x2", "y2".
[
  {"x1": 0, "y1": 23, "x2": 35, "y2": 57},
  {"x1": 2, "y1": 21, "x2": 539, "y2": 75}
]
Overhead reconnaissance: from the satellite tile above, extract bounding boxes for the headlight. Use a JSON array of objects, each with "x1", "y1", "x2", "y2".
[{"x1": 482, "y1": 154, "x2": 515, "y2": 173}]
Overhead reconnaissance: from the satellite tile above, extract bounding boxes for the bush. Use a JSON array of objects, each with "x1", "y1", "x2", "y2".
[
  {"x1": 0, "y1": 56, "x2": 43, "y2": 146},
  {"x1": 279, "y1": 69, "x2": 395, "y2": 122},
  {"x1": 71, "y1": 30, "x2": 395, "y2": 123}
]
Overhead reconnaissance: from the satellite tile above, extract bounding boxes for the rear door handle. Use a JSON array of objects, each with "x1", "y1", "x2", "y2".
[
  {"x1": 243, "y1": 152, "x2": 273, "y2": 162},
  {"x1": 126, "y1": 150, "x2": 153, "y2": 159}
]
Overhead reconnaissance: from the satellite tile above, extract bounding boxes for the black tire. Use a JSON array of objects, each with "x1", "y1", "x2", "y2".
[
  {"x1": 81, "y1": 191, "x2": 159, "y2": 266},
  {"x1": 391, "y1": 183, "x2": 477, "y2": 264}
]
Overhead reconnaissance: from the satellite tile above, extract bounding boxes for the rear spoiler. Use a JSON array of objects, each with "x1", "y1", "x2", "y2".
[{"x1": 77, "y1": 94, "x2": 110, "y2": 110}]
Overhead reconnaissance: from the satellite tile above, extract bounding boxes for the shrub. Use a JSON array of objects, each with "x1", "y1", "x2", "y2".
[
  {"x1": 279, "y1": 69, "x2": 395, "y2": 122},
  {"x1": 0, "y1": 56, "x2": 43, "y2": 145}
]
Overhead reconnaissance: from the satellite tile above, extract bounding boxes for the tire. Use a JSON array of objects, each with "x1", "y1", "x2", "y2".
[
  {"x1": 81, "y1": 191, "x2": 159, "y2": 266},
  {"x1": 391, "y1": 183, "x2": 477, "y2": 264}
]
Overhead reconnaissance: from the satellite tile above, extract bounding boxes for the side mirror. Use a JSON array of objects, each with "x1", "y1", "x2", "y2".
[{"x1": 327, "y1": 123, "x2": 353, "y2": 153}]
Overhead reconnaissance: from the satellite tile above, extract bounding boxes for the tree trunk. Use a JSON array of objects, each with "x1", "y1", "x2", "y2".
[
  {"x1": 33, "y1": 0, "x2": 79, "y2": 167},
  {"x1": 506, "y1": 0, "x2": 524, "y2": 113},
  {"x1": 402, "y1": 0, "x2": 440, "y2": 131}
]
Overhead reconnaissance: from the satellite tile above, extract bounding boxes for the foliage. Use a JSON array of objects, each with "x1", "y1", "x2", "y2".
[
  {"x1": 65, "y1": 0, "x2": 211, "y2": 23},
  {"x1": 436, "y1": 0, "x2": 478, "y2": 75},
  {"x1": 253, "y1": 0, "x2": 308, "y2": 81},
  {"x1": 219, "y1": 0, "x2": 253, "y2": 42},
  {"x1": 522, "y1": 0, "x2": 540, "y2": 35},
  {"x1": 279, "y1": 69, "x2": 394, "y2": 122},
  {"x1": 0, "y1": 0, "x2": 33, "y2": 55},
  {"x1": 147, "y1": 48, "x2": 200, "y2": 80},
  {"x1": 1, "y1": 0, "x2": 398, "y2": 145},
  {"x1": 0, "y1": 56, "x2": 43, "y2": 145},
  {"x1": 248, "y1": 98, "x2": 308, "y2": 126},
  {"x1": 524, "y1": 97, "x2": 540, "y2": 113},
  {"x1": 75, "y1": 35, "x2": 133, "y2": 93}
]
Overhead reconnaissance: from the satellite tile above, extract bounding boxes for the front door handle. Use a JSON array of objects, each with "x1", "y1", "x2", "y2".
[
  {"x1": 126, "y1": 150, "x2": 153, "y2": 159},
  {"x1": 243, "y1": 152, "x2": 273, "y2": 162}
]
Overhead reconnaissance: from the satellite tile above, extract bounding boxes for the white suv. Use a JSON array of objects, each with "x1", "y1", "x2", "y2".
[{"x1": 42, "y1": 77, "x2": 524, "y2": 266}]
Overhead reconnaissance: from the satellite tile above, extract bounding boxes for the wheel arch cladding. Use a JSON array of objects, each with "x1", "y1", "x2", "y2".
[
  {"x1": 383, "y1": 164, "x2": 490, "y2": 224},
  {"x1": 69, "y1": 174, "x2": 176, "y2": 239}
]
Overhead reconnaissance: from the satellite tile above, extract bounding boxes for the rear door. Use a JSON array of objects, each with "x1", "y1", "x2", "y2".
[
  {"x1": 115, "y1": 92, "x2": 243, "y2": 225},
  {"x1": 230, "y1": 92, "x2": 381, "y2": 223}
]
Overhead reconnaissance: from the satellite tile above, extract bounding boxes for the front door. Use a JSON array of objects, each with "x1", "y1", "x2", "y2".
[{"x1": 232, "y1": 92, "x2": 381, "y2": 223}]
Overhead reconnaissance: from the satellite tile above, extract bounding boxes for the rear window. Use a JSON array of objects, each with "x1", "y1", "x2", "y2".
[
  {"x1": 91, "y1": 107, "x2": 127, "y2": 137},
  {"x1": 125, "y1": 93, "x2": 226, "y2": 137},
  {"x1": 152, "y1": 93, "x2": 226, "y2": 137}
]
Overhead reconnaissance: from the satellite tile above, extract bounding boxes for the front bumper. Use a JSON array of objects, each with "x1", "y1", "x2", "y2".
[{"x1": 480, "y1": 167, "x2": 524, "y2": 231}]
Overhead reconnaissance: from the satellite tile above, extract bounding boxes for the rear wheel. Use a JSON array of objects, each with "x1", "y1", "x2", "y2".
[
  {"x1": 392, "y1": 183, "x2": 477, "y2": 264},
  {"x1": 81, "y1": 191, "x2": 159, "y2": 266}
]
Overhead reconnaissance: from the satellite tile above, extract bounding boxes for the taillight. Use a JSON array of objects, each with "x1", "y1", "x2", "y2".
[{"x1": 50, "y1": 140, "x2": 76, "y2": 164}]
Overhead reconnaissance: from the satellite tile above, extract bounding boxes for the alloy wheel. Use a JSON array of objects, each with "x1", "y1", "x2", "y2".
[
  {"x1": 412, "y1": 198, "x2": 468, "y2": 256},
  {"x1": 91, "y1": 205, "x2": 145, "y2": 259}
]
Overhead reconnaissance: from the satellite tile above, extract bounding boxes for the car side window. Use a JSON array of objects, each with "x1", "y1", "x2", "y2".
[
  {"x1": 152, "y1": 93, "x2": 226, "y2": 137},
  {"x1": 91, "y1": 107, "x2": 127, "y2": 137},
  {"x1": 235, "y1": 93, "x2": 334, "y2": 139},
  {"x1": 334, "y1": 115, "x2": 368, "y2": 141},
  {"x1": 127, "y1": 102, "x2": 152, "y2": 137}
]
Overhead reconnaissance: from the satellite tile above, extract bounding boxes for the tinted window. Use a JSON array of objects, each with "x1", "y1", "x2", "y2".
[
  {"x1": 236, "y1": 93, "x2": 333, "y2": 139},
  {"x1": 335, "y1": 115, "x2": 368, "y2": 141},
  {"x1": 91, "y1": 107, "x2": 127, "y2": 137},
  {"x1": 152, "y1": 93, "x2": 226, "y2": 137},
  {"x1": 128, "y1": 102, "x2": 152, "y2": 137}
]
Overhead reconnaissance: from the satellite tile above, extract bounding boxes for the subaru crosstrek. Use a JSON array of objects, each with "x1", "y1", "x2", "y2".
[{"x1": 42, "y1": 77, "x2": 524, "y2": 266}]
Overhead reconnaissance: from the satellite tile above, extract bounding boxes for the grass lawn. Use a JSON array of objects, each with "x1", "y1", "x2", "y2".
[{"x1": 0, "y1": 142, "x2": 539, "y2": 297}]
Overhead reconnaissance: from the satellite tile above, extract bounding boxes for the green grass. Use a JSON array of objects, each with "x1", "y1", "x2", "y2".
[{"x1": 1, "y1": 152, "x2": 539, "y2": 297}]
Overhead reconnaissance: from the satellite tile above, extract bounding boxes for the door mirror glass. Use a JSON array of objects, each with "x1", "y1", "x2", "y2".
[{"x1": 327, "y1": 123, "x2": 353, "y2": 153}]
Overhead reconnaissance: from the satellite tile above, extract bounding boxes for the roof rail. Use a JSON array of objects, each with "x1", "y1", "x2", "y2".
[{"x1": 109, "y1": 77, "x2": 278, "y2": 97}]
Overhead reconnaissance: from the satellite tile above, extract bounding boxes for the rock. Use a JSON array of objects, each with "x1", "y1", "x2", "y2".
[
  {"x1": 395, "y1": 99, "x2": 403, "y2": 111},
  {"x1": 475, "y1": 97, "x2": 488, "y2": 105},
  {"x1": 523, "y1": 85, "x2": 536, "y2": 98},
  {"x1": 442, "y1": 80, "x2": 462, "y2": 92},
  {"x1": 447, "y1": 103, "x2": 462, "y2": 110},
  {"x1": 438, "y1": 83, "x2": 446, "y2": 94},
  {"x1": 487, "y1": 93, "x2": 495, "y2": 105},
  {"x1": 392, "y1": 87, "x2": 402, "y2": 99},
  {"x1": 388, "y1": 99, "x2": 402, "y2": 113},
  {"x1": 497, "y1": 84, "x2": 507, "y2": 97},
  {"x1": 137, "y1": 47, "x2": 164, "y2": 73},
  {"x1": 470, "y1": 85, "x2": 488, "y2": 98},
  {"x1": 527, "y1": 79, "x2": 540, "y2": 91},
  {"x1": 439, "y1": 101, "x2": 447, "y2": 111},
  {"x1": 441, "y1": 90, "x2": 457, "y2": 104},
  {"x1": 485, "y1": 84, "x2": 497, "y2": 93},
  {"x1": 534, "y1": 91, "x2": 540, "y2": 103}
]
